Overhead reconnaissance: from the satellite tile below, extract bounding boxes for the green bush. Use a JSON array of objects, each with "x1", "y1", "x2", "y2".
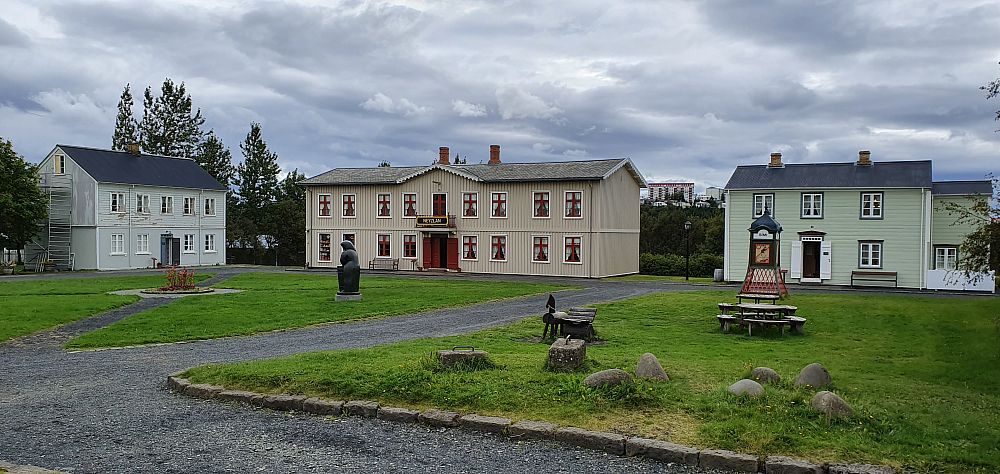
[{"x1": 640, "y1": 252, "x2": 722, "y2": 277}]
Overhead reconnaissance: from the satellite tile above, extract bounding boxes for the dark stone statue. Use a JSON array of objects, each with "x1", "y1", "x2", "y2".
[{"x1": 337, "y1": 241, "x2": 361, "y2": 295}]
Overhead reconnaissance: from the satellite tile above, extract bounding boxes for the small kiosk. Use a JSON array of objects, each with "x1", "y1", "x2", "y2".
[{"x1": 740, "y1": 209, "x2": 788, "y2": 298}]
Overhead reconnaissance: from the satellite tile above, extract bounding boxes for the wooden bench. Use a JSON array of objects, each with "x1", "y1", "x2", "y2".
[
  {"x1": 368, "y1": 258, "x2": 399, "y2": 271},
  {"x1": 545, "y1": 307, "x2": 597, "y2": 340},
  {"x1": 717, "y1": 314, "x2": 737, "y2": 332},
  {"x1": 718, "y1": 303, "x2": 736, "y2": 315},
  {"x1": 850, "y1": 270, "x2": 897, "y2": 288}
]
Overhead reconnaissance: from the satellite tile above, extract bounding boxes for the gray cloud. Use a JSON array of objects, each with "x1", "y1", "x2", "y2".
[{"x1": 0, "y1": 17, "x2": 30, "y2": 47}]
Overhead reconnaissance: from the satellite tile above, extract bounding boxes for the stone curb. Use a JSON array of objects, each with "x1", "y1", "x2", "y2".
[{"x1": 166, "y1": 375, "x2": 899, "y2": 474}]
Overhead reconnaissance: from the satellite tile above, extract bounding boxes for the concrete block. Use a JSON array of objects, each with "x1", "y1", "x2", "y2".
[
  {"x1": 302, "y1": 398, "x2": 344, "y2": 416},
  {"x1": 377, "y1": 407, "x2": 420, "y2": 423},
  {"x1": 699, "y1": 449, "x2": 759, "y2": 473},
  {"x1": 553, "y1": 427, "x2": 625, "y2": 455},
  {"x1": 547, "y1": 337, "x2": 586, "y2": 370},
  {"x1": 764, "y1": 456, "x2": 823, "y2": 474},
  {"x1": 217, "y1": 390, "x2": 264, "y2": 406},
  {"x1": 625, "y1": 437, "x2": 699, "y2": 465},
  {"x1": 418, "y1": 409, "x2": 461, "y2": 427},
  {"x1": 183, "y1": 383, "x2": 225, "y2": 399},
  {"x1": 459, "y1": 414, "x2": 512, "y2": 433},
  {"x1": 508, "y1": 420, "x2": 558, "y2": 439},
  {"x1": 827, "y1": 464, "x2": 896, "y2": 474},
  {"x1": 344, "y1": 400, "x2": 379, "y2": 417},
  {"x1": 166, "y1": 376, "x2": 190, "y2": 392},
  {"x1": 262, "y1": 394, "x2": 307, "y2": 412}
]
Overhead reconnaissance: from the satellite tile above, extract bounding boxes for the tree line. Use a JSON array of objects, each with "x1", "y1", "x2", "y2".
[{"x1": 639, "y1": 203, "x2": 724, "y2": 277}]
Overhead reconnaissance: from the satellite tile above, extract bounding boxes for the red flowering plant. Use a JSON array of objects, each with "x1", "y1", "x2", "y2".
[{"x1": 160, "y1": 266, "x2": 196, "y2": 291}]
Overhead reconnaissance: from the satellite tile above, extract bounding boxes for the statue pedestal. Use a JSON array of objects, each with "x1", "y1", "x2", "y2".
[{"x1": 336, "y1": 293, "x2": 362, "y2": 302}]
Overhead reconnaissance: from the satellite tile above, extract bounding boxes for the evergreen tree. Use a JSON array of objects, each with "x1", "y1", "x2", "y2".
[
  {"x1": 276, "y1": 169, "x2": 306, "y2": 204},
  {"x1": 235, "y1": 122, "x2": 281, "y2": 211},
  {"x1": 195, "y1": 131, "x2": 235, "y2": 188},
  {"x1": 0, "y1": 137, "x2": 47, "y2": 262},
  {"x1": 138, "y1": 78, "x2": 205, "y2": 157},
  {"x1": 111, "y1": 84, "x2": 138, "y2": 151},
  {"x1": 139, "y1": 86, "x2": 159, "y2": 154}
]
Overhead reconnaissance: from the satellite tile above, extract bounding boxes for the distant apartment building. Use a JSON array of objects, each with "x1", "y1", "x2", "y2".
[{"x1": 648, "y1": 182, "x2": 694, "y2": 203}]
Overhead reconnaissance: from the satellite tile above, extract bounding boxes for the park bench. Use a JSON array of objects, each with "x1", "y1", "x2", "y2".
[
  {"x1": 542, "y1": 295, "x2": 597, "y2": 340},
  {"x1": 368, "y1": 258, "x2": 399, "y2": 271},
  {"x1": 850, "y1": 270, "x2": 897, "y2": 288}
]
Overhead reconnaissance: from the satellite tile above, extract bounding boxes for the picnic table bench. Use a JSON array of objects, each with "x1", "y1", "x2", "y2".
[
  {"x1": 851, "y1": 270, "x2": 897, "y2": 288},
  {"x1": 716, "y1": 302, "x2": 805, "y2": 335},
  {"x1": 543, "y1": 307, "x2": 597, "y2": 340},
  {"x1": 368, "y1": 258, "x2": 399, "y2": 271},
  {"x1": 736, "y1": 293, "x2": 781, "y2": 304}
]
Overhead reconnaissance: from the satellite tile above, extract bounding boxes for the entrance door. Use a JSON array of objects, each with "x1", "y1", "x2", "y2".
[
  {"x1": 802, "y1": 241, "x2": 821, "y2": 278},
  {"x1": 432, "y1": 193, "x2": 447, "y2": 216},
  {"x1": 160, "y1": 235, "x2": 181, "y2": 266},
  {"x1": 438, "y1": 237, "x2": 449, "y2": 269}
]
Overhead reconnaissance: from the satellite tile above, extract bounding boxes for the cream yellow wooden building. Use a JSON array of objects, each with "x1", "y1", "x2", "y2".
[{"x1": 300, "y1": 145, "x2": 646, "y2": 277}]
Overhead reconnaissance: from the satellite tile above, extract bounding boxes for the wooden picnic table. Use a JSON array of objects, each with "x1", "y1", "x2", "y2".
[
  {"x1": 737, "y1": 293, "x2": 780, "y2": 304},
  {"x1": 717, "y1": 302, "x2": 804, "y2": 336},
  {"x1": 735, "y1": 303, "x2": 797, "y2": 317}
]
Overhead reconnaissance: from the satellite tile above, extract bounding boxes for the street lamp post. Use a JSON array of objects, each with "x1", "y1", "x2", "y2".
[{"x1": 683, "y1": 220, "x2": 692, "y2": 280}]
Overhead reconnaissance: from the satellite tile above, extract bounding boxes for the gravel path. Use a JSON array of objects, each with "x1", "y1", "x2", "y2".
[{"x1": 0, "y1": 269, "x2": 724, "y2": 473}]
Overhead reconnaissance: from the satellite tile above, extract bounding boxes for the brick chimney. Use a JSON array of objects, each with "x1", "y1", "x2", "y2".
[
  {"x1": 488, "y1": 144, "x2": 501, "y2": 164},
  {"x1": 856, "y1": 150, "x2": 872, "y2": 166},
  {"x1": 438, "y1": 146, "x2": 450, "y2": 165},
  {"x1": 126, "y1": 143, "x2": 140, "y2": 156},
  {"x1": 768, "y1": 152, "x2": 783, "y2": 168}
]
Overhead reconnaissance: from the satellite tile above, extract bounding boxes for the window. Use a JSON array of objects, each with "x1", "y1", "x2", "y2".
[
  {"x1": 377, "y1": 234, "x2": 391, "y2": 257},
  {"x1": 54, "y1": 154, "x2": 65, "y2": 174},
  {"x1": 110, "y1": 233, "x2": 125, "y2": 255},
  {"x1": 935, "y1": 247, "x2": 958, "y2": 270},
  {"x1": 565, "y1": 191, "x2": 582, "y2": 218},
  {"x1": 564, "y1": 236, "x2": 582, "y2": 263},
  {"x1": 204, "y1": 234, "x2": 216, "y2": 252},
  {"x1": 403, "y1": 234, "x2": 417, "y2": 258},
  {"x1": 533, "y1": 192, "x2": 550, "y2": 218},
  {"x1": 183, "y1": 197, "x2": 196, "y2": 215},
  {"x1": 204, "y1": 198, "x2": 216, "y2": 216},
  {"x1": 462, "y1": 192, "x2": 478, "y2": 217},
  {"x1": 183, "y1": 234, "x2": 196, "y2": 253},
  {"x1": 136, "y1": 234, "x2": 149, "y2": 254},
  {"x1": 801, "y1": 193, "x2": 822, "y2": 218},
  {"x1": 161, "y1": 196, "x2": 173, "y2": 214},
  {"x1": 753, "y1": 193, "x2": 774, "y2": 217},
  {"x1": 491, "y1": 192, "x2": 507, "y2": 218},
  {"x1": 462, "y1": 236, "x2": 478, "y2": 260},
  {"x1": 490, "y1": 235, "x2": 507, "y2": 261},
  {"x1": 342, "y1": 194, "x2": 356, "y2": 217},
  {"x1": 859, "y1": 241, "x2": 882, "y2": 268},
  {"x1": 317, "y1": 194, "x2": 332, "y2": 217},
  {"x1": 532, "y1": 236, "x2": 549, "y2": 262},
  {"x1": 136, "y1": 194, "x2": 150, "y2": 214},
  {"x1": 343, "y1": 233, "x2": 356, "y2": 244},
  {"x1": 403, "y1": 193, "x2": 417, "y2": 217},
  {"x1": 861, "y1": 192, "x2": 883, "y2": 219},
  {"x1": 318, "y1": 233, "x2": 332, "y2": 262},
  {"x1": 110, "y1": 192, "x2": 126, "y2": 213},
  {"x1": 432, "y1": 193, "x2": 447, "y2": 215},
  {"x1": 377, "y1": 193, "x2": 391, "y2": 217}
]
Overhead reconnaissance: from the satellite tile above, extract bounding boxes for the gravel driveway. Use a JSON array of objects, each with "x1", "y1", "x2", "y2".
[{"x1": 0, "y1": 269, "x2": 725, "y2": 473}]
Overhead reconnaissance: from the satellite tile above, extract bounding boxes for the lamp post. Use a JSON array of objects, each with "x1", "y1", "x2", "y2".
[{"x1": 684, "y1": 220, "x2": 692, "y2": 280}]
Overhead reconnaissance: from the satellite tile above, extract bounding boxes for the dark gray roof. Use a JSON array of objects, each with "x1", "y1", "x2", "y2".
[
  {"x1": 931, "y1": 180, "x2": 993, "y2": 195},
  {"x1": 725, "y1": 161, "x2": 933, "y2": 190},
  {"x1": 58, "y1": 145, "x2": 227, "y2": 191},
  {"x1": 300, "y1": 166, "x2": 426, "y2": 185}
]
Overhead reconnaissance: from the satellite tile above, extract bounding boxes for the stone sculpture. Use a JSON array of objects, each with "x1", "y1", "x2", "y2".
[{"x1": 337, "y1": 241, "x2": 361, "y2": 300}]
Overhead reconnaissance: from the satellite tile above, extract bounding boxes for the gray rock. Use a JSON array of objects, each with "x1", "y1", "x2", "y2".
[
  {"x1": 459, "y1": 414, "x2": 511, "y2": 433},
  {"x1": 217, "y1": 390, "x2": 264, "y2": 406},
  {"x1": 751, "y1": 367, "x2": 781, "y2": 385},
  {"x1": 727, "y1": 379, "x2": 765, "y2": 397},
  {"x1": 547, "y1": 337, "x2": 587, "y2": 370},
  {"x1": 344, "y1": 400, "x2": 379, "y2": 417},
  {"x1": 507, "y1": 420, "x2": 558, "y2": 439},
  {"x1": 166, "y1": 376, "x2": 189, "y2": 392},
  {"x1": 624, "y1": 437, "x2": 699, "y2": 465},
  {"x1": 764, "y1": 455, "x2": 824, "y2": 474},
  {"x1": 810, "y1": 391, "x2": 854, "y2": 419},
  {"x1": 377, "y1": 406, "x2": 420, "y2": 423},
  {"x1": 553, "y1": 427, "x2": 625, "y2": 455},
  {"x1": 182, "y1": 383, "x2": 225, "y2": 399},
  {"x1": 827, "y1": 464, "x2": 896, "y2": 474},
  {"x1": 582, "y1": 369, "x2": 632, "y2": 388},
  {"x1": 699, "y1": 449, "x2": 760, "y2": 473},
  {"x1": 262, "y1": 394, "x2": 306, "y2": 412},
  {"x1": 635, "y1": 353, "x2": 669, "y2": 381},
  {"x1": 437, "y1": 349, "x2": 490, "y2": 368},
  {"x1": 302, "y1": 398, "x2": 344, "y2": 416},
  {"x1": 418, "y1": 409, "x2": 461, "y2": 427},
  {"x1": 794, "y1": 362, "x2": 832, "y2": 388}
]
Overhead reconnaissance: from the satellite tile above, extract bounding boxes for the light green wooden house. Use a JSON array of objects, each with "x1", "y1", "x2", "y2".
[{"x1": 723, "y1": 151, "x2": 994, "y2": 292}]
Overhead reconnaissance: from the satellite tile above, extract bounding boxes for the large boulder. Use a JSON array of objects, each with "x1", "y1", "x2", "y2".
[
  {"x1": 794, "y1": 362, "x2": 832, "y2": 388},
  {"x1": 811, "y1": 391, "x2": 853, "y2": 419},
  {"x1": 727, "y1": 379, "x2": 764, "y2": 397},
  {"x1": 583, "y1": 369, "x2": 632, "y2": 388},
  {"x1": 635, "y1": 353, "x2": 669, "y2": 381},
  {"x1": 751, "y1": 367, "x2": 781, "y2": 385}
]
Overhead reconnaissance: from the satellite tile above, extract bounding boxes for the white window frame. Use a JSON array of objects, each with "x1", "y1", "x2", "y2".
[
  {"x1": 317, "y1": 193, "x2": 332, "y2": 218},
  {"x1": 135, "y1": 194, "x2": 150, "y2": 214},
  {"x1": 532, "y1": 191, "x2": 551, "y2": 219},
  {"x1": 376, "y1": 233, "x2": 391, "y2": 258},
  {"x1": 490, "y1": 234, "x2": 507, "y2": 262},
  {"x1": 183, "y1": 234, "x2": 196, "y2": 253},
  {"x1": 110, "y1": 233, "x2": 125, "y2": 255},
  {"x1": 402, "y1": 234, "x2": 418, "y2": 259},
  {"x1": 860, "y1": 192, "x2": 883, "y2": 219},
  {"x1": 204, "y1": 234, "x2": 216, "y2": 253},
  {"x1": 183, "y1": 197, "x2": 196, "y2": 216},
  {"x1": 461, "y1": 235, "x2": 478, "y2": 261},
  {"x1": 563, "y1": 235, "x2": 583, "y2": 264},
  {"x1": 461, "y1": 192, "x2": 479, "y2": 219},
  {"x1": 136, "y1": 234, "x2": 149, "y2": 255},
  {"x1": 531, "y1": 235, "x2": 550, "y2": 263},
  {"x1": 753, "y1": 193, "x2": 774, "y2": 217},
  {"x1": 376, "y1": 193, "x2": 392, "y2": 218},
  {"x1": 935, "y1": 246, "x2": 958, "y2": 271},
  {"x1": 204, "y1": 198, "x2": 216, "y2": 216},
  {"x1": 318, "y1": 233, "x2": 333, "y2": 262},
  {"x1": 801, "y1": 193, "x2": 822, "y2": 218},
  {"x1": 402, "y1": 192, "x2": 418, "y2": 218},
  {"x1": 491, "y1": 192, "x2": 508, "y2": 219},
  {"x1": 110, "y1": 192, "x2": 126, "y2": 214},
  {"x1": 858, "y1": 241, "x2": 882, "y2": 269},
  {"x1": 161, "y1": 196, "x2": 173, "y2": 214},
  {"x1": 564, "y1": 190, "x2": 583, "y2": 219},
  {"x1": 342, "y1": 193, "x2": 357, "y2": 218}
]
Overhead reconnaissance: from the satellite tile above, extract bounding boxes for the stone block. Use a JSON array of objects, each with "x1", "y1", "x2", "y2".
[
  {"x1": 508, "y1": 420, "x2": 558, "y2": 439},
  {"x1": 419, "y1": 409, "x2": 461, "y2": 427},
  {"x1": 459, "y1": 414, "x2": 512, "y2": 433},
  {"x1": 262, "y1": 394, "x2": 307, "y2": 412},
  {"x1": 167, "y1": 376, "x2": 190, "y2": 392},
  {"x1": 436, "y1": 349, "x2": 490, "y2": 368},
  {"x1": 827, "y1": 464, "x2": 896, "y2": 474},
  {"x1": 217, "y1": 390, "x2": 264, "y2": 406},
  {"x1": 699, "y1": 449, "x2": 759, "y2": 473},
  {"x1": 344, "y1": 400, "x2": 380, "y2": 417},
  {"x1": 765, "y1": 456, "x2": 824, "y2": 474},
  {"x1": 302, "y1": 398, "x2": 344, "y2": 416},
  {"x1": 183, "y1": 383, "x2": 225, "y2": 399},
  {"x1": 335, "y1": 294, "x2": 362, "y2": 301},
  {"x1": 625, "y1": 437, "x2": 699, "y2": 465},
  {"x1": 377, "y1": 406, "x2": 420, "y2": 423},
  {"x1": 547, "y1": 337, "x2": 586, "y2": 370},
  {"x1": 553, "y1": 427, "x2": 625, "y2": 455}
]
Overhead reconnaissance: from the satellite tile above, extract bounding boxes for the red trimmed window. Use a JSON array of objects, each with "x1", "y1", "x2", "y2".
[
  {"x1": 403, "y1": 235, "x2": 417, "y2": 258},
  {"x1": 533, "y1": 192, "x2": 550, "y2": 218},
  {"x1": 463, "y1": 192, "x2": 478, "y2": 217},
  {"x1": 491, "y1": 235, "x2": 507, "y2": 261},
  {"x1": 343, "y1": 194, "x2": 356, "y2": 217},
  {"x1": 403, "y1": 193, "x2": 417, "y2": 217},
  {"x1": 491, "y1": 192, "x2": 507, "y2": 218},
  {"x1": 532, "y1": 236, "x2": 549, "y2": 262},
  {"x1": 564, "y1": 236, "x2": 581, "y2": 263},
  {"x1": 565, "y1": 191, "x2": 582, "y2": 218},
  {"x1": 463, "y1": 236, "x2": 478, "y2": 260},
  {"x1": 377, "y1": 234, "x2": 391, "y2": 257},
  {"x1": 377, "y1": 193, "x2": 391, "y2": 217},
  {"x1": 318, "y1": 194, "x2": 331, "y2": 217},
  {"x1": 318, "y1": 233, "x2": 332, "y2": 262},
  {"x1": 432, "y1": 193, "x2": 447, "y2": 215}
]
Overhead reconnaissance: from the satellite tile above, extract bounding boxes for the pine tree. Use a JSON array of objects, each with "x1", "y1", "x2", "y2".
[
  {"x1": 139, "y1": 86, "x2": 160, "y2": 154},
  {"x1": 138, "y1": 78, "x2": 205, "y2": 157},
  {"x1": 111, "y1": 84, "x2": 138, "y2": 151},
  {"x1": 195, "y1": 131, "x2": 235, "y2": 188},
  {"x1": 235, "y1": 122, "x2": 281, "y2": 211}
]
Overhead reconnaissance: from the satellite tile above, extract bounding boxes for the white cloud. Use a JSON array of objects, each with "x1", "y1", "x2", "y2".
[
  {"x1": 562, "y1": 148, "x2": 588, "y2": 157},
  {"x1": 451, "y1": 99, "x2": 487, "y2": 117},
  {"x1": 360, "y1": 92, "x2": 429, "y2": 117},
  {"x1": 494, "y1": 86, "x2": 562, "y2": 120}
]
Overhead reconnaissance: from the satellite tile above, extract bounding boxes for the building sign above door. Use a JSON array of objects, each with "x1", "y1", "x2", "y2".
[{"x1": 415, "y1": 215, "x2": 455, "y2": 228}]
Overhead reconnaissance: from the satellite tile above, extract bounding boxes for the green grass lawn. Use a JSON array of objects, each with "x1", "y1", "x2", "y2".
[
  {"x1": 66, "y1": 273, "x2": 569, "y2": 349},
  {"x1": 183, "y1": 290, "x2": 1000, "y2": 473},
  {"x1": 0, "y1": 274, "x2": 210, "y2": 342}
]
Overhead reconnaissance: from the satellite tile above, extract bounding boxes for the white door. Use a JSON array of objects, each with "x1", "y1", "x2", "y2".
[
  {"x1": 790, "y1": 241, "x2": 802, "y2": 279},
  {"x1": 820, "y1": 241, "x2": 832, "y2": 279}
]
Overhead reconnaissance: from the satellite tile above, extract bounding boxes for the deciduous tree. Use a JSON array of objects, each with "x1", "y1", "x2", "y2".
[{"x1": 0, "y1": 137, "x2": 47, "y2": 262}]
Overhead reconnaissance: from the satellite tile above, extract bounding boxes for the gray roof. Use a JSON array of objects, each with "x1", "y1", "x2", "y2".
[
  {"x1": 58, "y1": 145, "x2": 227, "y2": 191},
  {"x1": 301, "y1": 158, "x2": 646, "y2": 187},
  {"x1": 932, "y1": 180, "x2": 993, "y2": 195},
  {"x1": 725, "y1": 161, "x2": 933, "y2": 190}
]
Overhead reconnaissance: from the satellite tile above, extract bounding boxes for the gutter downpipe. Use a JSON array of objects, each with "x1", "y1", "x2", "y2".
[
  {"x1": 128, "y1": 185, "x2": 134, "y2": 270},
  {"x1": 589, "y1": 181, "x2": 594, "y2": 278}
]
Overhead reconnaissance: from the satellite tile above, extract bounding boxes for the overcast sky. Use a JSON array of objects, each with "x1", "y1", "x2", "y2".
[{"x1": 1, "y1": 0, "x2": 999, "y2": 190}]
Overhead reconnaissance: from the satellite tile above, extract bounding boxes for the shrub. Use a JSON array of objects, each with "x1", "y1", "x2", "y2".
[{"x1": 640, "y1": 252, "x2": 723, "y2": 277}]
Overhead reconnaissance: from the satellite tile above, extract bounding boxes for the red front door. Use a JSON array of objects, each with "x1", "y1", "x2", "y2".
[
  {"x1": 432, "y1": 193, "x2": 447, "y2": 215},
  {"x1": 422, "y1": 235, "x2": 459, "y2": 270}
]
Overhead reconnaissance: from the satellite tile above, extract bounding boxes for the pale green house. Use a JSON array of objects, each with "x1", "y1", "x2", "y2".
[{"x1": 723, "y1": 151, "x2": 994, "y2": 292}]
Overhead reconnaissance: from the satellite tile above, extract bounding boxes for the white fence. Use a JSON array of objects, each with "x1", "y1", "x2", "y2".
[{"x1": 926, "y1": 269, "x2": 996, "y2": 292}]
